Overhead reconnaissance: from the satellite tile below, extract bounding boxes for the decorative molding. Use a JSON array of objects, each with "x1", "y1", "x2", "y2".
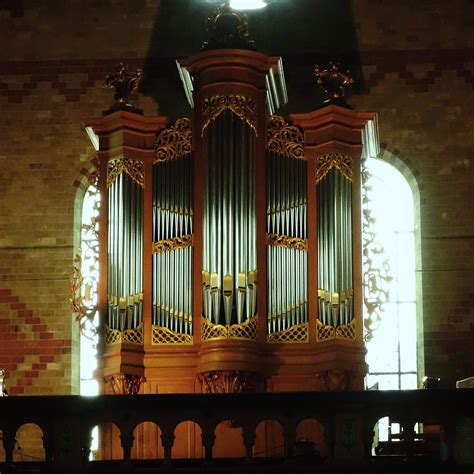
[
  {"x1": 266, "y1": 233, "x2": 308, "y2": 252},
  {"x1": 104, "y1": 373, "x2": 145, "y2": 395},
  {"x1": 201, "y1": 95, "x2": 257, "y2": 137},
  {"x1": 315, "y1": 153, "x2": 352, "y2": 184},
  {"x1": 267, "y1": 322, "x2": 309, "y2": 343},
  {"x1": 197, "y1": 370, "x2": 263, "y2": 394},
  {"x1": 105, "y1": 323, "x2": 143, "y2": 345},
  {"x1": 152, "y1": 234, "x2": 193, "y2": 254},
  {"x1": 316, "y1": 369, "x2": 353, "y2": 391},
  {"x1": 107, "y1": 157, "x2": 144, "y2": 188},
  {"x1": 154, "y1": 118, "x2": 192, "y2": 164},
  {"x1": 201, "y1": 315, "x2": 257, "y2": 341},
  {"x1": 152, "y1": 325, "x2": 193, "y2": 345},
  {"x1": 267, "y1": 115, "x2": 305, "y2": 160}
]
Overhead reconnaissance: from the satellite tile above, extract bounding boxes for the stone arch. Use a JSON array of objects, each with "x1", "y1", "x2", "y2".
[
  {"x1": 254, "y1": 418, "x2": 285, "y2": 459},
  {"x1": 13, "y1": 423, "x2": 45, "y2": 462},
  {"x1": 172, "y1": 420, "x2": 203, "y2": 459},
  {"x1": 93, "y1": 422, "x2": 122, "y2": 461},
  {"x1": 295, "y1": 417, "x2": 325, "y2": 460},
  {"x1": 213, "y1": 419, "x2": 245, "y2": 459},
  {"x1": 131, "y1": 420, "x2": 163, "y2": 460}
]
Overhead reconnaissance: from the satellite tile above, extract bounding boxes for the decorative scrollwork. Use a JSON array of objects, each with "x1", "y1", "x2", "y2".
[
  {"x1": 152, "y1": 234, "x2": 193, "y2": 254},
  {"x1": 105, "y1": 323, "x2": 143, "y2": 345},
  {"x1": 202, "y1": 95, "x2": 257, "y2": 137},
  {"x1": 315, "y1": 153, "x2": 352, "y2": 184},
  {"x1": 104, "y1": 373, "x2": 145, "y2": 395},
  {"x1": 154, "y1": 118, "x2": 192, "y2": 164},
  {"x1": 336, "y1": 319, "x2": 356, "y2": 340},
  {"x1": 70, "y1": 181, "x2": 99, "y2": 339},
  {"x1": 267, "y1": 115, "x2": 305, "y2": 160},
  {"x1": 152, "y1": 326, "x2": 193, "y2": 345},
  {"x1": 266, "y1": 233, "x2": 308, "y2": 252},
  {"x1": 201, "y1": 315, "x2": 258, "y2": 341},
  {"x1": 361, "y1": 160, "x2": 392, "y2": 342},
  {"x1": 267, "y1": 322, "x2": 309, "y2": 343},
  {"x1": 317, "y1": 320, "x2": 336, "y2": 341},
  {"x1": 107, "y1": 157, "x2": 144, "y2": 188},
  {"x1": 197, "y1": 370, "x2": 263, "y2": 394},
  {"x1": 314, "y1": 61, "x2": 353, "y2": 101}
]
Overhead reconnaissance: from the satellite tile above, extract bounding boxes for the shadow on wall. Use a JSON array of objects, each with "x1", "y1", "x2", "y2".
[{"x1": 140, "y1": 0, "x2": 363, "y2": 120}]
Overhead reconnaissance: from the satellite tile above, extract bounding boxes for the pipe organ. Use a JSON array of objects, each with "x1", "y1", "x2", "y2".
[{"x1": 84, "y1": 6, "x2": 379, "y2": 405}]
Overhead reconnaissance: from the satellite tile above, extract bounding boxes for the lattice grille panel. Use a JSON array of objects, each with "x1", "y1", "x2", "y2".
[
  {"x1": 152, "y1": 326, "x2": 193, "y2": 345},
  {"x1": 267, "y1": 322, "x2": 308, "y2": 343},
  {"x1": 201, "y1": 316, "x2": 258, "y2": 341}
]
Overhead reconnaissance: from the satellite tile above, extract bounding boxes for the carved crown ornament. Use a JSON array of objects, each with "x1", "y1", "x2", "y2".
[
  {"x1": 154, "y1": 118, "x2": 193, "y2": 164},
  {"x1": 103, "y1": 62, "x2": 142, "y2": 112},
  {"x1": 201, "y1": 95, "x2": 258, "y2": 137},
  {"x1": 267, "y1": 115, "x2": 305, "y2": 160},
  {"x1": 202, "y1": 4, "x2": 255, "y2": 51},
  {"x1": 314, "y1": 61, "x2": 354, "y2": 103}
]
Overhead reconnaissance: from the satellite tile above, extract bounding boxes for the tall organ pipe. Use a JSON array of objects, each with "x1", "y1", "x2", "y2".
[
  {"x1": 317, "y1": 168, "x2": 353, "y2": 328},
  {"x1": 152, "y1": 152, "x2": 193, "y2": 335},
  {"x1": 202, "y1": 110, "x2": 256, "y2": 326},
  {"x1": 107, "y1": 172, "x2": 143, "y2": 331},
  {"x1": 266, "y1": 151, "x2": 308, "y2": 334}
]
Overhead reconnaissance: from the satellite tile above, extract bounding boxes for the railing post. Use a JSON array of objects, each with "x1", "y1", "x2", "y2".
[
  {"x1": 2, "y1": 426, "x2": 15, "y2": 465},
  {"x1": 401, "y1": 420, "x2": 415, "y2": 458},
  {"x1": 323, "y1": 420, "x2": 335, "y2": 462},
  {"x1": 120, "y1": 430, "x2": 134, "y2": 462},
  {"x1": 242, "y1": 425, "x2": 256, "y2": 464},
  {"x1": 201, "y1": 428, "x2": 216, "y2": 466},
  {"x1": 283, "y1": 423, "x2": 296, "y2": 463},
  {"x1": 160, "y1": 431, "x2": 175, "y2": 468}
]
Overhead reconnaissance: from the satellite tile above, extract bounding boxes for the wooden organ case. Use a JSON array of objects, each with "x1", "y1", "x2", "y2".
[{"x1": 84, "y1": 6, "x2": 379, "y2": 460}]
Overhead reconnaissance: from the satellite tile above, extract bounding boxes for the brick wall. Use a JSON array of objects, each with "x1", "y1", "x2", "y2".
[{"x1": 0, "y1": 0, "x2": 472, "y2": 395}]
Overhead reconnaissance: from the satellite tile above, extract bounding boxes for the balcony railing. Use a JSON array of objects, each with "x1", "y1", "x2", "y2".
[{"x1": 0, "y1": 389, "x2": 473, "y2": 472}]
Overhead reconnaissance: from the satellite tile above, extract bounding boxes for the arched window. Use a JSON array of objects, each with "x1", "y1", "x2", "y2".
[
  {"x1": 363, "y1": 154, "x2": 421, "y2": 442},
  {"x1": 77, "y1": 181, "x2": 100, "y2": 396}
]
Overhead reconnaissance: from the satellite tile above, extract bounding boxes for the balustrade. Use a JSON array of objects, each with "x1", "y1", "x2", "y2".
[{"x1": 0, "y1": 390, "x2": 472, "y2": 471}]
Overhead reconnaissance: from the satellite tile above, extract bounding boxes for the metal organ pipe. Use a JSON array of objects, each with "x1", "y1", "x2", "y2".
[
  {"x1": 202, "y1": 110, "x2": 256, "y2": 326},
  {"x1": 317, "y1": 166, "x2": 353, "y2": 329},
  {"x1": 266, "y1": 149, "x2": 308, "y2": 335}
]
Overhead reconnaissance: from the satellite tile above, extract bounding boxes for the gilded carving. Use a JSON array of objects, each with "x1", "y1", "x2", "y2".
[
  {"x1": 105, "y1": 323, "x2": 143, "y2": 345},
  {"x1": 152, "y1": 325, "x2": 193, "y2": 345},
  {"x1": 315, "y1": 153, "x2": 352, "y2": 184},
  {"x1": 317, "y1": 369, "x2": 353, "y2": 391},
  {"x1": 361, "y1": 160, "x2": 392, "y2": 342},
  {"x1": 314, "y1": 61, "x2": 353, "y2": 101},
  {"x1": 266, "y1": 233, "x2": 308, "y2": 252},
  {"x1": 201, "y1": 315, "x2": 257, "y2": 341},
  {"x1": 201, "y1": 95, "x2": 257, "y2": 136},
  {"x1": 107, "y1": 157, "x2": 144, "y2": 188},
  {"x1": 154, "y1": 118, "x2": 192, "y2": 164},
  {"x1": 152, "y1": 234, "x2": 193, "y2": 254},
  {"x1": 267, "y1": 322, "x2": 309, "y2": 343},
  {"x1": 267, "y1": 115, "x2": 305, "y2": 160},
  {"x1": 316, "y1": 319, "x2": 356, "y2": 341},
  {"x1": 197, "y1": 370, "x2": 263, "y2": 393},
  {"x1": 104, "y1": 373, "x2": 145, "y2": 395}
]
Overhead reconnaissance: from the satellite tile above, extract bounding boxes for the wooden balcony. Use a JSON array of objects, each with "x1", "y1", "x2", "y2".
[{"x1": 0, "y1": 389, "x2": 473, "y2": 473}]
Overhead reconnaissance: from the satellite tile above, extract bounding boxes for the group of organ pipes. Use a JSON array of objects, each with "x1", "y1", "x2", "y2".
[
  {"x1": 82, "y1": 6, "x2": 379, "y2": 401},
  {"x1": 103, "y1": 112, "x2": 358, "y2": 342}
]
